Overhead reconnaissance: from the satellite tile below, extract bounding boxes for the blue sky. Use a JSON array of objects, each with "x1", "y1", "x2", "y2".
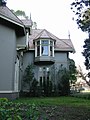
[{"x1": 7, "y1": 0, "x2": 88, "y2": 71}]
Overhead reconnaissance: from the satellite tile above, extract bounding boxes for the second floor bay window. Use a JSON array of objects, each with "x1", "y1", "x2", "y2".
[{"x1": 35, "y1": 39, "x2": 54, "y2": 57}]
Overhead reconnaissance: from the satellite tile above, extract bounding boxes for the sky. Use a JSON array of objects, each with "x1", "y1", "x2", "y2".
[{"x1": 7, "y1": 0, "x2": 88, "y2": 72}]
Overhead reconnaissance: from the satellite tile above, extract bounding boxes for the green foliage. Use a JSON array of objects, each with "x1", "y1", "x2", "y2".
[
  {"x1": 56, "y1": 67, "x2": 70, "y2": 95},
  {"x1": 71, "y1": 0, "x2": 90, "y2": 32},
  {"x1": 71, "y1": 1, "x2": 90, "y2": 83},
  {"x1": 71, "y1": 92, "x2": 90, "y2": 100},
  {"x1": 0, "y1": 99, "x2": 47, "y2": 120},
  {"x1": 22, "y1": 64, "x2": 35, "y2": 92},
  {"x1": 11, "y1": 9, "x2": 28, "y2": 19},
  {"x1": 22, "y1": 62, "x2": 77, "y2": 97},
  {"x1": 15, "y1": 97, "x2": 90, "y2": 107},
  {"x1": 0, "y1": 98, "x2": 8, "y2": 102},
  {"x1": 69, "y1": 59, "x2": 77, "y2": 84},
  {"x1": 82, "y1": 38, "x2": 90, "y2": 70},
  {"x1": 0, "y1": 100, "x2": 22, "y2": 120},
  {"x1": 31, "y1": 78, "x2": 38, "y2": 96}
]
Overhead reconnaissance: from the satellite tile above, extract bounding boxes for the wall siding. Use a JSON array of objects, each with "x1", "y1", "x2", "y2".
[{"x1": 0, "y1": 24, "x2": 16, "y2": 91}]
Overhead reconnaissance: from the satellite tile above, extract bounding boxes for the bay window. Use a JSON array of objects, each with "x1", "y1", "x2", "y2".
[{"x1": 35, "y1": 39, "x2": 54, "y2": 57}]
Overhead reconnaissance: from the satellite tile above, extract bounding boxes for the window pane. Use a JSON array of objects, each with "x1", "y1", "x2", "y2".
[
  {"x1": 39, "y1": 67, "x2": 42, "y2": 71},
  {"x1": 37, "y1": 41, "x2": 40, "y2": 45},
  {"x1": 37, "y1": 46, "x2": 40, "y2": 56},
  {"x1": 50, "y1": 41, "x2": 53, "y2": 45},
  {"x1": 42, "y1": 46, "x2": 48, "y2": 55},
  {"x1": 50, "y1": 46, "x2": 52, "y2": 56},
  {"x1": 41, "y1": 40, "x2": 48, "y2": 45}
]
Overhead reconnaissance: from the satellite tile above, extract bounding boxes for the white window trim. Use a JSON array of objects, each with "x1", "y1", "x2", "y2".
[
  {"x1": 40, "y1": 40, "x2": 41, "y2": 56},
  {"x1": 35, "y1": 39, "x2": 54, "y2": 57},
  {"x1": 35, "y1": 41, "x2": 37, "y2": 57},
  {"x1": 53, "y1": 41, "x2": 54, "y2": 57}
]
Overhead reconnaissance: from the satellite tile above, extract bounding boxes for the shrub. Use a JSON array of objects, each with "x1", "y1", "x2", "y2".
[
  {"x1": 0, "y1": 98, "x2": 8, "y2": 102},
  {"x1": 0, "y1": 98, "x2": 47, "y2": 120}
]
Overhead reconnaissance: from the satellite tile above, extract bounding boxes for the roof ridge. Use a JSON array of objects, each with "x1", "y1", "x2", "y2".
[
  {"x1": 33, "y1": 29, "x2": 74, "y2": 49},
  {"x1": 59, "y1": 38, "x2": 74, "y2": 49},
  {"x1": 33, "y1": 29, "x2": 44, "y2": 40},
  {"x1": 44, "y1": 29, "x2": 54, "y2": 38},
  {"x1": 46, "y1": 30, "x2": 74, "y2": 50}
]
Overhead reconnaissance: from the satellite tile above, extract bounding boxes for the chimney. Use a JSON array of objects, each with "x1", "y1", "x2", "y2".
[{"x1": 0, "y1": 0, "x2": 6, "y2": 6}]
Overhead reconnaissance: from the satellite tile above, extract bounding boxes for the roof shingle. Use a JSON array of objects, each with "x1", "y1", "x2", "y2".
[
  {"x1": 29, "y1": 29, "x2": 75, "y2": 53},
  {"x1": 0, "y1": 6, "x2": 24, "y2": 26}
]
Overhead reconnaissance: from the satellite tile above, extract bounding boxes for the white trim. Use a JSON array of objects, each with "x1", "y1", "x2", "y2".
[
  {"x1": 0, "y1": 91, "x2": 18, "y2": 93},
  {"x1": 17, "y1": 45, "x2": 26, "y2": 50},
  {"x1": 35, "y1": 42, "x2": 37, "y2": 57},
  {"x1": 26, "y1": 32, "x2": 29, "y2": 47},
  {"x1": 48, "y1": 40, "x2": 50, "y2": 56},
  {"x1": 54, "y1": 49, "x2": 74, "y2": 52},
  {"x1": 53, "y1": 41, "x2": 54, "y2": 57},
  {"x1": 40, "y1": 40, "x2": 41, "y2": 56}
]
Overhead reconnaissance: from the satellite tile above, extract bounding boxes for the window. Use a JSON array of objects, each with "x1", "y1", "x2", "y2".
[
  {"x1": 39, "y1": 67, "x2": 50, "y2": 85},
  {"x1": 35, "y1": 39, "x2": 54, "y2": 57},
  {"x1": 41, "y1": 40, "x2": 49, "y2": 56},
  {"x1": 39, "y1": 67, "x2": 42, "y2": 71},
  {"x1": 50, "y1": 41, "x2": 53, "y2": 56}
]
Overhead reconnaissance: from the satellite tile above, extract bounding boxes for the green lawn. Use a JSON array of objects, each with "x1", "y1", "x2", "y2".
[
  {"x1": 1, "y1": 96, "x2": 89, "y2": 120},
  {"x1": 15, "y1": 96, "x2": 90, "y2": 107}
]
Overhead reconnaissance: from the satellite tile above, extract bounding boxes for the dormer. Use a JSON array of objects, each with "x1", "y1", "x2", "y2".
[{"x1": 33, "y1": 29, "x2": 56, "y2": 64}]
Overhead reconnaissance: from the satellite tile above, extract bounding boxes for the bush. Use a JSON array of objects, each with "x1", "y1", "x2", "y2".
[
  {"x1": 71, "y1": 93, "x2": 90, "y2": 100},
  {"x1": 0, "y1": 98, "x2": 47, "y2": 120},
  {"x1": 0, "y1": 98, "x2": 8, "y2": 102}
]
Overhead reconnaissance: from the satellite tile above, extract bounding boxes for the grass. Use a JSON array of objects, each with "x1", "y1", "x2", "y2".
[
  {"x1": 10, "y1": 96, "x2": 90, "y2": 119},
  {"x1": 15, "y1": 96, "x2": 90, "y2": 107}
]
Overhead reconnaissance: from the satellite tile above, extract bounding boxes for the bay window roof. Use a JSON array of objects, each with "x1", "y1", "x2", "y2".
[{"x1": 28, "y1": 29, "x2": 75, "y2": 53}]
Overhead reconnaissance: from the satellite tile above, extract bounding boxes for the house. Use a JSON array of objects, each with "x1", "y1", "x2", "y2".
[
  {"x1": 0, "y1": 1, "x2": 75, "y2": 99},
  {"x1": 0, "y1": 1, "x2": 26, "y2": 99},
  {"x1": 20, "y1": 20, "x2": 75, "y2": 92}
]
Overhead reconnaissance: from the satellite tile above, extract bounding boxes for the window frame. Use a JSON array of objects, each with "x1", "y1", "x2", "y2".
[{"x1": 35, "y1": 39, "x2": 54, "y2": 57}]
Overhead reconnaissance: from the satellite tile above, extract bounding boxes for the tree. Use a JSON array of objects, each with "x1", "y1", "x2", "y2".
[
  {"x1": 69, "y1": 59, "x2": 77, "y2": 84},
  {"x1": 22, "y1": 64, "x2": 35, "y2": 93},
  {"x1": 11, "y1": 9, "x2": 28, "y2": 19},
  {"x1": 71, "y1": 0, "x2": 90, "y2": 79},
  {"x1": 0, "y1": 0, "x2": 7, "y2": 5},
  {"x1": 77, "y1": 65, "x2": 90, "y2": 86},
  {"x1": 71, "y1": 0, "x2": 90, "y2": 32},
  {"x1": 56, "y1": 60, "x2": 77, "y2": 95}
]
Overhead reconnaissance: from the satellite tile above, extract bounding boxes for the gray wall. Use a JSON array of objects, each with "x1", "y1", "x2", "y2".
[
  {"x1": 55, "y1": 52, "x2": 68, "y2": 69},
  {"x1": 23, "y1": 51, "x2": 34, "y2": 70},
  {"x1": 0, "y1": 24, "x2": 16, "y2": 91},
  {"x1": 17, "y1": 36, "x2": 26, "y2": 46},
  {"x1": 22, "y1": 51, "x2": 69, "y2": 82}
]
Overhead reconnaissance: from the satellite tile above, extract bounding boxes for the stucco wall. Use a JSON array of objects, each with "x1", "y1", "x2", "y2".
[
  {"x1": 22, "y1": 51, "x2": 69, "y2": 82},
  {"x1": 54, "y1": 52, "x2": 68, "y2": 69},
  {"x1": 17, "y1": 36, "x2": 26, "y2": 46},
  {"x1": 0, "y1": 24, "x2": 16, "y2": 91}
]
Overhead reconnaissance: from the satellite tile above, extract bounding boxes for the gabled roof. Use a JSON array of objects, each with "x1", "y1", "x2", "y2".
[
  {"x1": 33, "y1": 29, "x2": 56, "y2": 41},
  {"x1": 29, "y1": 29, "x2": 75, "y2": 53},
  {"x1": 0, "y1": 6, "x2": 24, "y2": 27},
  {"x1": 21, "y1": 19, "x2": 33, "y2": 27}
]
